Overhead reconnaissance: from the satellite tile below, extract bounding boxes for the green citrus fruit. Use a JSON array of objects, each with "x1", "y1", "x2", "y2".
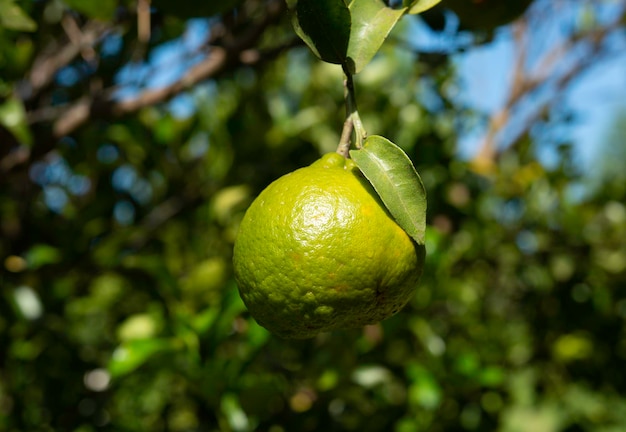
[{"x1": 233, "y1": 153, "x2": 425, "y2": 339}]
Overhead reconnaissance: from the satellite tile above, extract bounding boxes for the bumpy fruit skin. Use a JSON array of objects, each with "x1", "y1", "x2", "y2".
[{"x1": 233, "y1": 153, "x2": 425, "y2": 339}]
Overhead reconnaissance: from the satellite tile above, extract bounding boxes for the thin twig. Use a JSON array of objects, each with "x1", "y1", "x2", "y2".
[
  {"x1": 471, "y1": 9, "x2": 625, "y2": 173},
  {"x1": 27, "y1": 21, "x2": 108, "y2": 98},
  {"x1": 137, "y1": 0, "x2": 151, "y2": 43},
  {"x1": 61, "y1": 13, "x2": 97, "y2": 61},
  {"x1": 337, "y1": 116, "x2": 354, "y2": 158},
  {"x1": 343, "y1": 71, "x2": 367, "y2": 149},
  {"x1": 50, "y1": 0, "x2": 286, "y2": 137},
  {"x1": 472, "y1": 19, "x2": 527, "y2": 172}
]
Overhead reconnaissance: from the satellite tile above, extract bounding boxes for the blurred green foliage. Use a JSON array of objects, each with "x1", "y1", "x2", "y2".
[{"x1": 1, "y1": 1, "x2": 626, "y2": 431}]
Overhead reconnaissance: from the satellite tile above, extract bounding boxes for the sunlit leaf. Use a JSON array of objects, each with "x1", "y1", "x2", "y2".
[
  {"x1": 0, "y1": 97, "x2": 33, "y2": 145},
  {"x1": 553, "y1": 333, "x2": 594, "y2": 363},
  {"x1": 108, "y1": 338, "x2": 179, "y2": 378},
  {"x1": 117, "y1": 314, "x2": 159, "y2": 341},
  {"x1": 407, "y1": 364, "x2": 442, "y2": 409},
  {"x1": 346, "y1": 0, "x2": 406, "y2": 74},
  {"x1": 221, "y1": 393, "x2": 251, "y2": 431},
  {"x1": 0, "y1": 0, "x2": 36, "y2": 31},
  {"x1": 350, "y1": 135, "x2": 426, "y2": 244}
]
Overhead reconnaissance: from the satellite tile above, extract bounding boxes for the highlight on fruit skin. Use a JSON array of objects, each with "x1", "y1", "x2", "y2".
[{"x1": 233, "y1": 153, "x2": 425, "y2": 339}]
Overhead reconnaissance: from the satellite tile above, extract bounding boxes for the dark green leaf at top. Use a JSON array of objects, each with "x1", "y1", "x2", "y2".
[
  {"x1": 63, "y1": 0, "x2": 117, "y2": 20},
  {"x1": 405, "y1": 0, "x2": 443, "y2": 15},
  {"x1": 350, "y1": 135, "x2": 427, "y2": 245},
  {"x1": 152, "y1": 0, "x2": 243, "y2": 19},
  {"x1": 291, "y1": 0, "x2": 351, "y2": 65}
]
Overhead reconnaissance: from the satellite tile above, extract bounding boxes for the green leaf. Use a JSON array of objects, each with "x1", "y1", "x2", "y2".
[
  {"x1": 347, "y1": 0, "x2": 406, "y2": 74},
  {"x1": 0, "y1": 97, "x2": 33, "y2": 146},
  {"x1": 25, "y1": 244, "x2": 62, "y2": 269},
  {"x1": 116, "y1": 314, "x2": 159, "y2": 341},
  {"x1": 63, "y1": 0, "x2": 116, "y2": 20},
  {"x1": 151, "y1": 0, "x2": 242, "y2": 19},
  {"x1": 0, "y1": 0, "x2": 36, "y2": 32},
  {"x1": 405, "y1": 0, "x2": 442, "y2": 15},
  {"x1": 108, "y1": 338, "x2": 179, "y2": 378},
  {"x1": 350, "y1": 135, "x2": 426, "y2": 244},
  {"x1": 291, "y1": 0, "x2": 351, "y2": 65}
]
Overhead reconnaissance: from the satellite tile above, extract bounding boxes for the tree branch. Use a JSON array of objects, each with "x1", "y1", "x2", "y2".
[
  {"x1": 26, "y1": 19, "x2": 109, "y2": 100},
  {"x1": 53, "y1": 46, "x2": 228, "y2": 137},
  {"x1": 50, "y1": 0, "x2": 286, "y2": 138},
  {"x1": 471, "y1": 9, "x2": 626, "y2": 174},
  {"x1": 0, "y1": 0, "x2": 290, "y2": 179}
]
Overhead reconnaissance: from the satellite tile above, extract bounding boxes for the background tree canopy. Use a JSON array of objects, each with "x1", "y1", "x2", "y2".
[{"x1": 2, "y1": 0, "x2": 626, "y2": 431}]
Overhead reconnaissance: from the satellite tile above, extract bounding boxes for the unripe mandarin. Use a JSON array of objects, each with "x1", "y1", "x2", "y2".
[{"x1": 233, "y1": 153, "x2": 424, "y2": 339}]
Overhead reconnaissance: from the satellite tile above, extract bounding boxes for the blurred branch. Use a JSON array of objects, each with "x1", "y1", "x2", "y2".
[
  {"x1": 51, "y1": 0, "x2": 286, "y2": 137},
  {"x1": 471, "y1": 7, "x2": 626, "y2": 174},
  {"x1": 473, "y1": 20, "x2": 528, "y2": 171},
  {"x1": 25, "y1": 19, "x2": 109, "y2": 100},
  {"x1": 0, "y1": 144, "x2": 29, "y2": 174},
  {"x1": 1, "y1": 0, "x2": 289, "y2": 179},
  {"x1": 61, "y1": 13, "x2": 98, "y2": 62},
  {"x1": 137, "y1": 0, "x2": 152, "y2": 44},
  {"x1": 52, "y1": 46, "x2": 228, "y2": 136}
]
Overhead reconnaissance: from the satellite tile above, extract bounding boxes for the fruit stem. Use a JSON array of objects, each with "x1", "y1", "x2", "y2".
[
  {"x1": 337, "y1": 116, "x2": 353, "y2": 158},
  {"x1": 337, "y1": 70, "x2": 366, "y2": 156}
]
